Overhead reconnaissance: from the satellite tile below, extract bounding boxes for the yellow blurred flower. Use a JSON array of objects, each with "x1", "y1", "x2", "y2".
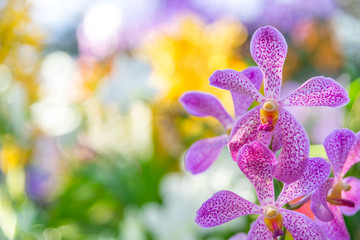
[
  {"x1": 140, "y1": 15, "x2": 248, "y2": 106},
  {"x1": 0, "y1": 0, "x2": 44, "y2": 102},
  {"x1": 139, "y1": 16, "x2": 249, "y2": 158},
  {"x1": 0, "y1": 136, "x2": 28, "y2": 173}
]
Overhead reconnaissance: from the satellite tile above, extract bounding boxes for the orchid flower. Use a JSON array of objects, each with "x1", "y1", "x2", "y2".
[
  {"x1": 179, "y1": 67, "x2": 263, "y2": 174},
  {"x1": 195, "y1": 141, "x2": 331, "y2": 239},
  {"x1": 310, "y1": 129, "x2": 360, "y2": 240},
  {"x1": 229, "y1": 232, "x2": 247, "y2": 240},
  {"x1": 209, "y1": 26, "x2": 349, "y2": 184}
]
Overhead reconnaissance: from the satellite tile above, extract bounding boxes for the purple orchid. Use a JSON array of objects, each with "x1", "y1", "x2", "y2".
[
  {"x1": 209, "y1": 26, "x2": 349, "y2": 184},
  {"x1": 179, "y1": 67, "x2": 263, "y2": 174},
  {"x1": 229, "y1": 232, "x2": 247, "y2": 240},
  {"x1": 195, "y1": 141, "x2": 331, "y2": 239},
  {"x1": 311, "y1": 129, "x2": 360, "y2": 240}
]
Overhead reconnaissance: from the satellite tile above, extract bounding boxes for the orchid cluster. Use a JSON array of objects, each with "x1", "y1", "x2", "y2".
[{"x1": 179, "y1": 26, "x2": 359, "y2": 239}]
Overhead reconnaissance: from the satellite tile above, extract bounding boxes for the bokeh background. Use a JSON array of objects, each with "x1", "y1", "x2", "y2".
[{"x1": 0, "y1": 0, "x2": 360, "y2": 239}]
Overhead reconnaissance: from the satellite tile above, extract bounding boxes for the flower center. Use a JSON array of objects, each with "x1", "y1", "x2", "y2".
[
  {"x1": 264, "y1": 205, "x2": 284, "y2": 238},
  {"x1": 263, "y1": 99, "x2": 279, "y2": 112},
  {"x1": 327, "y1": 181, "x2": 355, "y2": 208},
  {"x1": 265, "y1": 205, "x2": 279, "y2": 218},
  {"x1": 259, "y1": 100, "x2": 279, "y2": 132}
]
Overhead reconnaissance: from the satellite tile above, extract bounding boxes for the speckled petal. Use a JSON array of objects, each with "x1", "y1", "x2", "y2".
[
  {"x1": 324, "y1": 129, "x2": 356, "y2": 179},
  {"x1": 274, "y1": 108, "x2": 310, "y2": 184},
  {"x1": 340, "y1": 177, "x2": 360, "y2": 216},
  {"x1": 195, "y1": 190, "x2": 263, "y2": 228},
  {"x1": 282, "y1": 209, "x2": 326, "y2": 240},
  {"x1": 259, "y1": 130, "x2": 272, "y2": 148},
  {"x1": 279, "y1": 76, "x2": 349, "y2": 107},
  {"x1": 311, "y1": 178, "x2": 335, "y2": 222},
  {"x1": 228, "y1": 106, "x2": 271, "y2": 160},
  {"x1": 209, "y1": 69, "x2": 265, "y2": 104},
  {"x1": 179, "y1": 91, "x2": 234, "y2": 129},
  {"x1": 276, "y1": 157, "x2": 331, "y2": 208},
  {"x1": 342, "y1": 132, "x2": 360, "y2": 177},
  {"x1": 237, "y1": 141, "x2": 276, "y2": 206},
  {"x1": 231, "y1": 67, "x2": 263, "y2": 119},
  {"x1": 250, "y1": 26, "x2": 287, "y2": 99},
  {"x1": 271, "y1": 124, "x2": 282, "y2": 153},
  {"x1": 315, "y1": 205, "x2": 350, "y2": 240},
  {"x1": 229, "y1": 233, "x2": 247, "y2": 240},
  {"x1": 247, "y1": 215, "x2": 272, "y2": 240},
  {"x1": 185, "y1": 135, "x2": 228, "y2": 174}
]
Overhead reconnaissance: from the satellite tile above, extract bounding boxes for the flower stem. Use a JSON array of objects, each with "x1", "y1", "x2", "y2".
[{"x1": 279, "y1": 227, "x2": 287, "y2": 240}]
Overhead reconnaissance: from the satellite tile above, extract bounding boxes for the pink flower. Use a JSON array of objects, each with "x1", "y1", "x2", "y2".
[
  {"x1": 311, "y1": 129, "x2": 360, "y2": 240},
  {"x1": 209, "y1": 26, "x2": 349, "y2": 183},
  {"x1": 179, "y1": 67, "x2": 263, "y2": 174},
  {"x1": 195, "y1": 141, "x2": 331, "y2": 239},
  {"x1": 229, "y1": 232, "x2": 247, "y2": 240}
]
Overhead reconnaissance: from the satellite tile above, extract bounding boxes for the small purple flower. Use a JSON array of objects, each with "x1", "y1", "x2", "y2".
[
  {"x1": 179, "y1": 67, "x2": 263, "y2": 174},
  {"x1": 209, "y1": 26, "x2": 349, "y2": 183},
  {"x1": 311, "y1": 129, "x2": 360, "y2": 240},
  {"x1": 195, "y1": 141, "x2": 331, "y2": 240}
]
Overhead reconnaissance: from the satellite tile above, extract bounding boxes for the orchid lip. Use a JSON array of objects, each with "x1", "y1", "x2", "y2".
[
  {"x1": 327, "y1": 180, "x2": 355, "y2": 207},
  {"x1": 272, "y1": 228, "x2": 284, "y2": 239},
  {"x1": 259, "y1": 122, "x2": 274, "y2": 132},
  {"x1": 327, "y1": 197, "x2": 355, "y2": 208},
  {"x1": 259, "y1": 108, "x2": 279, "y2": 132}
]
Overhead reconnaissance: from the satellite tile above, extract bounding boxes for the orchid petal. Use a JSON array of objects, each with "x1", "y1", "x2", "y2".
[
  {"x1": 195, "y1": 190, "x2": 262, "y2": 228},
  {"x1": 279, "y1": 76, "x2": 349, "y2": 107},
  {"x1": 324, "y1": 129, "x2": 356, "y2": 179},
  {"x1": 232, "y1": 66, "x2": 263, "y2": 119},
  {"x1": 274, "y1": 108, "x2": 310, "y2": 184},
  {"x1": 276, "y1": 157, "x2": 331, "y2": 208},
  {"x1": 271, "y1": 123, "x2": 282, "y2": 153},
  {"x1": 340, "y1": 176, "x2": 360, "y2": 216},
  {"x1": 281, "y1": 209, "x2": 326, "y2": 240},
  {"x1": 250, "y1": 26, "x2": 287, "y2": 99},
  {"x1": 228, "y1": 106, "x2": 271, "y2": 160},
  {"x1": 247, "y1": 215, "x2": 272, "y2": 240},
  {"x1": 259, "y1": 130, "x2": 272, "y2": 148},
  {"x1": 185, "y1": 135, "x2": 228, "y2": 174},
  {"x1": 229, "y1": 233, "x2": 247, "y2": 240},
  {"x1": 237, "y1": 141, "x2": 276, "y2": 206},
  {"x1": 342, "y1": 132, "x2": 360, "y2": 177},
  {"x1": 315, "y1": 205, "x2": 350, "y2": 240},
  {"x1": 209, "y1": 69, "x2": 265, "y2": 104},
  {"x1": 311, "y1": 178, "x2": 335, "y2": 222},
  {"x1": 179, "y1": 91, "x2": 234, "y2": 129}
]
